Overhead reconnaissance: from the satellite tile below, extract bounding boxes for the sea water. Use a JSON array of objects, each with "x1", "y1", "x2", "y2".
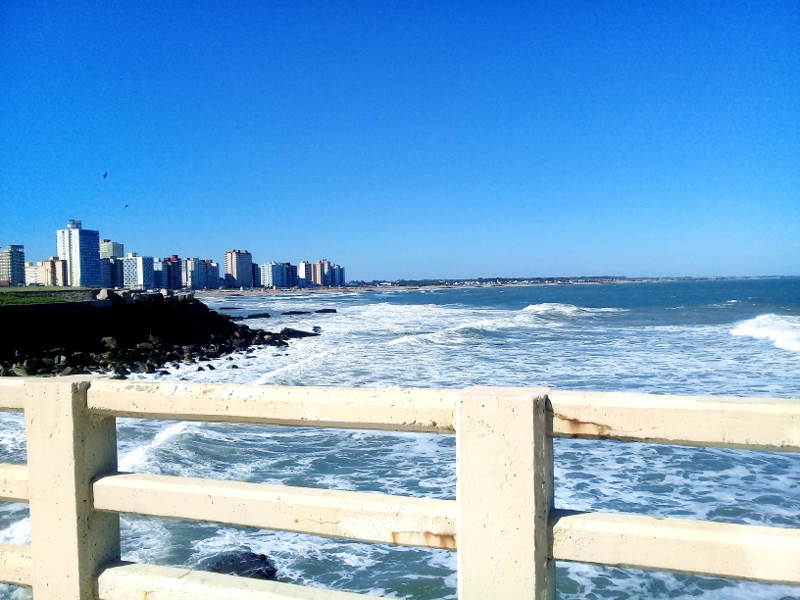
[{"x1": 0, "y1": 278, "x2": 798, "y2": 599}]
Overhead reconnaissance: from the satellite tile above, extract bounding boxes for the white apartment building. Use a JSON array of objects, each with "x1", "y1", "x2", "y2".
[
  {"x1": 56, "y1": 220, "x2": 101, "y2": 287},
  {"x1": 121, "y1": 253, "x2": 154, "y2": 289},
  {"x1": 224, "y1": 249, "x2": 253, "y2": 288},
  {"x1": 99, "y1": 239, "x2": 124, "y2": 259},
  {"x1": 0, "y1": 245, "x2": 25, "y2": 286}
]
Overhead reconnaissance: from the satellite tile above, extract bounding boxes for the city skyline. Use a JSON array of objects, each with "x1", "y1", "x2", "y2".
[
  {"x1": 4, "y1": 219, "x2": 346, "y2": 289},
  {"x1": 2, "y1": 2, "x2": 798, "y2": 280}
]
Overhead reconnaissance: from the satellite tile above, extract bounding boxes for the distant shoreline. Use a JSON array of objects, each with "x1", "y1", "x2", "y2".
[{"x1": 193, "y1": 276, "x2": 795, "y2": 298}]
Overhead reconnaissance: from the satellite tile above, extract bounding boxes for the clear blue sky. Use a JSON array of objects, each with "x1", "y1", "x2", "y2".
[{"x1": 1, "y1": 1, "x2": 798, "y2": 280}]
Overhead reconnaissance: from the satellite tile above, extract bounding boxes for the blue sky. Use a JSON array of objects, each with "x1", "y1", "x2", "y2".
[{"x1": 1, "y1": 1, "x2": 798, "y2": 280}]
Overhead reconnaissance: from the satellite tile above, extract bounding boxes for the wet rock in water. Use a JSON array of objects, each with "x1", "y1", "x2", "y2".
[
  {"x1": 281, "y1": 310, "x2": 311, "y2": 315},
  {"x1": 312, "y1": 326, "x2": 322, "y2": 333},
  {"x1": 219, "y1": 306, "x2": 243, "y2": 311},
  {"x1": 11, "y1": 363, "x2": 30, "y2": 377},
  {"x1": 314, "y1": 308, "x2": 337, "y2": 313},
  {"x1": 198, "y1": 549, "x2": 277, "y2": 581},
  {"x1": 280, "y1": 327, "x2": 319, "y2": 339},
  {"x1": 0, "y1": 293, "x2": 323, "y2": 377}
]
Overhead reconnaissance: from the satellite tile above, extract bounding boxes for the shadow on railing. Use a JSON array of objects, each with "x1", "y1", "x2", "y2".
[{"x1": 0, "y1": 377, "x2": 798, "y2": 599}]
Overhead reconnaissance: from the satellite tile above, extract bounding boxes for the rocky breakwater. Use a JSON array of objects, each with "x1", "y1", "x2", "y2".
[{"x1": 0, "y1": 289, "x2": 319, "y2": 378}]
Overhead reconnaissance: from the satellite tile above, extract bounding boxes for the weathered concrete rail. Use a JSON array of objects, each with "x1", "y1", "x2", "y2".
[{"x1": 0, "y1": 377, "x2": 798, "y2": 599}]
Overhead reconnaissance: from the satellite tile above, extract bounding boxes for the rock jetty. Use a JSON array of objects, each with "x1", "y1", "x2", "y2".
[{"x1": 0, "y1": 289, "x2": 318, "y2": 378}]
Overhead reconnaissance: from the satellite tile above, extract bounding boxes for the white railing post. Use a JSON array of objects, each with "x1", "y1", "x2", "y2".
[
  {"x1": 456, "y1": 387, "x2": 554, "y2": 599},
  {"x1": 25, "y1": 379, "x2": 120, "y2": 599}
]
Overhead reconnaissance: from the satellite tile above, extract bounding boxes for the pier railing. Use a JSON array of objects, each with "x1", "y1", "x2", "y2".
[{"x1": 0, "y1": 377, "x2": 798, "y2": 599}]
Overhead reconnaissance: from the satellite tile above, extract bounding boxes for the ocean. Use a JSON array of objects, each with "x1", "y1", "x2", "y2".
[{"x1": 0, "y1": 278, "x2": 798, "y2": 599}]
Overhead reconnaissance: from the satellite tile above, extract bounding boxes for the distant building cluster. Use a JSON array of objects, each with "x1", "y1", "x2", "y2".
[{"x1": 2, "y1": 219, "x2": 346, "y2": 290}]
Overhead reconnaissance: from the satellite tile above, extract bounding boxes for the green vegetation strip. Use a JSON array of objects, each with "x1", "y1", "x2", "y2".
[{"x1": 0, "y1": 294, "x2": 64, "y2": 305}]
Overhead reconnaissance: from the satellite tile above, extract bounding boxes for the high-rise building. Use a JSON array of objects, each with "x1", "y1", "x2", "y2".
[
  {"x1": 181, "y1": 258, "x2": 220, "y2": 289},
  {"x1": 153, "y1": 259, "x2": 166, "y2": 289},
  {"x1": 99, "y1": 239, "x2": 124, "y2": 259},
  {"x1": 39, "y1": 257, "x2": 68, "y2": 287},
  {"x1": 224, "y1": 249, "x2": 253, "y2": 288},
  {"x1": 330, "y1": 264, "x2": 346, "y2": 287},
  {"x1": 311, "y1": 260, "x2": 323, "y2": 286},
  {"x1": 298, "y1": 261, "x2": 312, "y2": 286},
  {"x1": 251, "y1": 263, "x2": 261, "y2": 287},
  {"x1": 108, "y1": 257, "x2": 124, "y2": 288},
  {"x1": 203, "y1": 260, "x2": 220, "y2": 289},
  {"x1": 261, "y1": 262, "x2": 298, "y2": 288},
  {"x1": 260, "y1": 262, "x2": 285, "y2": 288},
  {"x1": 182, "y1": 258, "x2": 200, "y2": 289},
  {"x1": 163, "y1": 255, "x2": 183, "y2": 290},
  {"x1": 283, "y1": 262, "x2": 298, "y2": 288},
  {"x1": 309, "y1": 259, "x2": 345, "y2": 287},
  {"x1": 121, "y1": 253, "x2": 154, "y2": 289},
  {"x1": 24, "y1": 262, "x2": 40, "y2": 286},
  {"x1": 56, "y1": 220, "x2": 101, "y2": 287},
  {"x1": 99, "y1": 258, "x2": 112, "y2": 288},
  {"x1": 0, "y1": 245, "x2": 25, "y2": 286}
]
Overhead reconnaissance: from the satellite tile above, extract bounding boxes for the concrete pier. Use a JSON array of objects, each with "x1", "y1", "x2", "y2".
[{"x1": 0, "y1": 377, "x2": 798, "y2": 599}]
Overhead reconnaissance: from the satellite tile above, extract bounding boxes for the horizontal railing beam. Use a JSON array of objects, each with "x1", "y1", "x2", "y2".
[
  {"x1": 0, "y1": 464, "x2": 28, "y2": 502},
  {"x1": 548, "y1": 390, "x2": 800, "y2": 451},
  {"x1": 87, "y1": 381, "x2": 456, "y2": 433},
  {"x1": 94, "y1": 473, "x2": 457, "y2": 550},
  {"x1": 0, "y1": 544, "x2": 32, "y2": 587},
  {"x1": 0, "y1": 378, "x2": 35, "y2": 412},
  {"x1": 98, "y1": 562, "x2": 383, "y2": 599},
  {"x1": 552, "y1": 510, "x2": 800, "y2": 584}
]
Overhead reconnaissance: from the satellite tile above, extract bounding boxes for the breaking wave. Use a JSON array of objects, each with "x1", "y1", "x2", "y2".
[{"x1": 731, "y1": 314, "x2": 800, "y2": 354}]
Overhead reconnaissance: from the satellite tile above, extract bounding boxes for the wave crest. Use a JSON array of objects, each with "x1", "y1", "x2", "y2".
[
  {"x1": 731, "y1": 314, "x2": 800, "y2": 354},
  {"x1": 521, "y1": 303, "x2": 624, "y2": 316}
]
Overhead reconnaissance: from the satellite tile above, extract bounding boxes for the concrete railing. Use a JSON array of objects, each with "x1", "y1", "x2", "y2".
[{"x1": 0, "y1": 377, "x2": 798, "y2": 599}]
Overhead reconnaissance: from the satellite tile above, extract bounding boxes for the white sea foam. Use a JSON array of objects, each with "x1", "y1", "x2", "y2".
[
  {"x1": 521, "y1": 303, "x2": 624, "y2": 315},
  {"x1": 0, "y1": 517, "x2": 29, "y2": 545},
  {"x1": 118, "y1": 421, "x2": 191, "y2": 471},
  {"x1": 731, "y1": 314, "x2": 800, "y2": 354}
]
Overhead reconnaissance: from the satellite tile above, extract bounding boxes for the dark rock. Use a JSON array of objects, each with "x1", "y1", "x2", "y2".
[
  {"x1": 112, "y1": 364, "x2": 129, "y2": 377},
  {"x1": 198, "y1": 549, "x2": 277, "y2": 581},
  {"x1": 11, "y1": 363, "x2": 29, "y2": 377},
  {"x1": 314, "y1": 308, "x2": 337, "y2": 313},
  {"x1": 206, "y1": 364, "x2": 215, "y2": 370},
  {"x1": 0, "y1": 294, "x2": 323, "y2": 377},
  {"x1": 312, "y1": 326, "x2": 322, "y2": 333},
  {"x1": 280, "y1": 328, "x2": 320, "y2": 339},
  {"x1": 97, "y1": 288, "x2": 124, "y2": 305},
  {"x1": 219, "y1": 307, "x2": 243, "y2": 311},
  {"x1": 281, "y1": 310, "x2": 311, "y2": 315}
]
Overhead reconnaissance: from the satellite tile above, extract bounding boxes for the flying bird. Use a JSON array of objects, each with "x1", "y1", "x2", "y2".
[
  {"x1": 124, "y1": 204, "x2": 129, "y2": 209},
  {"x1": 103, "y1": 172, "x2": 108, "y2": 178}
]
